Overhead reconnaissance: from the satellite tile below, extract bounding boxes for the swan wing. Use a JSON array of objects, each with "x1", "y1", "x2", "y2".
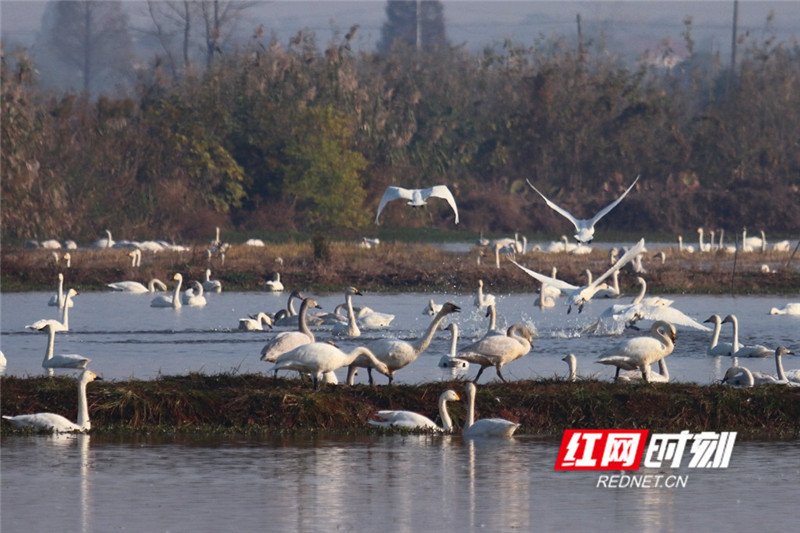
[
  {"x1": 107, "y1": 281, "x2": 148, "y2": 293},
  {"x1": 260, "y1": 331, "x2": 312, "y2": 362},
  {"x1": 636, "y1": 305, "x2": 711, "y2": 331},
  {"x1": 568, "y1": 239, "x2": 645, "y2": 309},
  {"x1": 2, "y1": 413, "x2": 80, "y2": 433},
  {"x1": 424, "y1": 185, "x2": 459, "y2": 224},
  {"x1": 26, "y1": 319, "x2": 67, "y2": 332},
  {"x1": 369, "y1": 411, "x2": 439, "y2": 430},
  {"x1": 526, "y1": 179, "x2": 581, "y2": 231},
  {"x1": 586, "y1": 175, "x2": 640, "y2": 227},
  {"x1": 376, "y1": 186, "x2": 413, "y2": 223},
  {"x1": 510, "y1": 260, "x2": 579, "y2": 292},
  {"x1": 43, "y1": 354, "x2": 90, "y2": 369}
]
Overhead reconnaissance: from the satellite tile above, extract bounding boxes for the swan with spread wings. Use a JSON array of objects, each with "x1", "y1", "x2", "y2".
[
  {"x1": 526, "y1": 175, "x2": 639, "y2": 243},
  {"x1": 375, "y1": 185, "x2": 459, "y2": 224}
]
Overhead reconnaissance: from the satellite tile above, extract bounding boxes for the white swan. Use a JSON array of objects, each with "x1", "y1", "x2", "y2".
[
  {"x1": 265, "y1": 272, "x2": 284, "y2": 292},
  {"x1": 182, "y1": 281, "x2": 207, "y2": 307},
  {"x1": 271, "y1": 344, "x2": 390, "y2": 389},
  {"x1": 438, "y1": 323, "x2": 470, "y2": 371},
  {"x1": 741, "y1": 228, "x2": 765, "y2": 251},
  {"x1": 563, "y1": 353, "x2": 579, "y2": 382},
  {"x1": 31, "y1": 289, "x2": 77, "y2": 332},
  {"x1": 512, "y1": 238, "x2": 646, "y2": 313},
  {"x1": 474, "y1": 279, "x2": 496, "y2": 309},
  {"x1": 481, "y1": 303, "x2": 504, "y2": 337},
  {"x1": 150, "y1": 273, "x2": 183, "y2": 308},
  {"x1": 375, "y1": 185, "x2": 459, "y2": 224},
  {"x1": 26, "y1": 320, "x2": 91, "y2": 376},
  {"x1": 545, "y1": 235, "x2": 576, "y2": 253},
  {"x1": 721, "y1": 314, "x2": 771, "y2": 360},
  {"x1": 594, "y1": 270, "x2": 621, "y2": 299},
  {"x1": 273, "y1": 290, "x2": 311, "y2": 327},
  {"x1": 722, "y1": 366, "x2": 777, "y2": 387},
  {"x1": 423, "y1": 298, "x2": 443, "y2": 316},
  {"x1": 456, "y1": 324, "x2": 534, "y2": 383},
  {"x1": 773, "y1": 346, "x2": 800, "y2": 384},
  {"x1": 769, "y1": 303, "x2": 800, "y2": 316},
  {"x1": 677, "y1": 235, "x2": 695, "y2": 253},
  {"x1": 697, "y1": 227, "x2": 712, "y2": 252},
  {"x1": 703, "y1": 314, "x2": 734, "y2": 356},
  {"x1": 47, "y1": 273, "x2": 74, "y2": 309},
  {"x1": 239, "y1": 312, "x2": 273, "y2": 331},
  {"x1": 93, "y1": 229, "x2": 115, "y2": 249},
  {"x1": 332, "y1": 286, "x2": 362, "y2": 337},
  {"x1": 463, "y1": 382, "x2": 519, "y2": 438},
  {"x1": 526, "y1": 175, "x2": 639, "y2": 243},
  {"x1": 369, "y1": 390, "x2": 460, "y2": 432},
  {"x1": 617, "y1": 357, "x2": 670, "y2": 383},
  {"x1": 128, "y1": 249, "x2": 142, "y2": 268},
  {"x1": 595, "y1": 320, "x2": 676, "y2": 382},
  {"x1": 717, "y1": 229, "x2": 736, "y2": 254},
  {"x1": 203, "y1": 269, "x2": 222, "y2": 293},
  {"x1": 107, "y1": 278, "x2": 168, "y2": 294},
  {"x1": 261, "y1": 297, "x2": 322, "y2": 361},
  {"x1": 347, "y1": 302, "x2": 462, "y2": 385},
  {"x1": 2, "y1": 370, "x2": 101, "y2": 432}
]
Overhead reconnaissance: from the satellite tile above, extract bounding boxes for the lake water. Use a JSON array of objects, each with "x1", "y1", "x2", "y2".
[{"x1": 2, "y1": 288, "x2": 799, "y2": 531}]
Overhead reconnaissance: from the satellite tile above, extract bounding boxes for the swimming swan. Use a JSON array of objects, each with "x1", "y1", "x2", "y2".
[
  {"x1": 595, "y1": 320, "x2": 676, "y2": 382},
  {"x1": 438, "y1": 323, "x2": 470, "y2": 371},
  {"x1": 769, "y1": 303, "x2": 800, "y2": 316},
  {"x1": 526, "y1": 175, "x2": 639, "y2": 243},
  {"x1": 26, "y1": 320, "x2": 90, "y2": 376},
  {"x1": 47, "y1": 273, "x2": 74, "y2": 309},
  {"x1": 369, "y1": 390, "x2": 461, "y2": 432},
  {"x1": 463, "y1": 382, "x2": 519, "y2": 438},
  {"x1": 703, "y1": 314, "x2": 734, "y2": 356},
  {"x1": 721, "y1": 314, "x2": 771, "y2": 360},
  {"x1": 30, "y1": 289, "x2": 77, "y2": 332},
  {"x1": 107, "y1": 278, "x2": 168, "y2": 294},
  {"x1": 375, "y1": 185, "x2": 459, "y2": 224},
  {"x1": 203, "y1": 269, "x2": 222, "y2": 293},
  {"x1": 332, "y1": 286, "x2": 363, "y2": 337},
  {"x1": 181, "y1": 281, "x2": 208, "y2": 307},
  {"x1": 239, "y1": 312, "x2": 273, "y2": 331},
  {"x1": 2, "y1": 370, "x2": 102, "y2": 432},
  {"x1": 271, "y1": 344, "x2": 390, "y2": 390},
  {"x1": 456, "y1": 324, "x2": 535, "y2": 383},
  {"x1": 773, "y1": 346, "x2": 800, "y2": 384},
  {"x1": 265, "y1": 272, "x2": 284, "y2": 292},
  {"x1": 150, "y1": 273, "x2": 183, "y2": 308},
  {"x1": 474, "y1": 279, "x2": 496, "y2": 309},
  {"x1": 721, "y1": 365, "x2": 782, "y2": 387},
  {"x1": 347, "y1": 302, "x2": 462, "y2": 385}
]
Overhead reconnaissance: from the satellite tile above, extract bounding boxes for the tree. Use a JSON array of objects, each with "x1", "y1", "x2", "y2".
[
  {"x1": 42, "y1": 1, "x2": 133, "y2": 94},
  {"x1": 378, "y1": 1, "x2": 449, "y2": 54}
]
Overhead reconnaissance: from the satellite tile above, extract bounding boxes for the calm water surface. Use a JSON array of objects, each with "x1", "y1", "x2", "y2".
[{"x1": 1, "y1": 433, "x2": 798, "y2": 532}]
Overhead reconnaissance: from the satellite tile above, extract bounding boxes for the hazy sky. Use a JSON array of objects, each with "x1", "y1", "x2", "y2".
[{"x1": 2, "y1": 1, "x2": 798, "y2": 56}]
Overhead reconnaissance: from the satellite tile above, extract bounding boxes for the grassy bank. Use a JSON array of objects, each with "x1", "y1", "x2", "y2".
[
  {"x1": 2, "y1": 374, "x2": 799, "y2": 440},
  {"x1": 2, "y1": 239, "x2": 799, "y2": 294}
]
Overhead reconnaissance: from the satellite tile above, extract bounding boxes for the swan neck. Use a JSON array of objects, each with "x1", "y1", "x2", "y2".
[
  {"x1": 487, "y1": 306, "x2": 496, "y2": 332},
  {"x1": 709, "y1": 318, "x2": 721, "y2": 348},
  {"x1": 298, "y1": 301, "x2": 314, "y2": 342},
  {"x1": 439, "y1": 395, "x2": 454, "y2": 432},
  {"x1": 76, "y1": 375, "x2": 90, "y2": 430},
  {"x1": 729, "y1": 316, "x2": 739, "y2": 353},
  {"x1": 775, "y1": 353, "x2": 787, "y2": 381},
  {"x1": 57, "y1": 276, "x2": 65, "y2": 308},
  {"x1": 449, "y1": 327, "x2": 458, "y2": 357},
  {"x1": 412, "y1": 308, "x2": 450, "y2": 355},
  {"x1": 287, "y1": 293, "x2": 298, "y2": 316},
  {"x1": 44, "y1": 326, "x2": 56, "y2": 363},
  {"x1": 348, "y1": 347, "x2": 378, "y2": 367},
  {"x1": 567, "y1": 358, "x2": 577, "y2": 381},
  {"x1": 61, "y1": 296, "x2": 70, "y2": 330},
  {"x1": 172, "y1": 277, "x2": 182, "y2": 309},
  {"x1": 465, "y1": 386, "x2": 475, "y2": 429},
  {"x1": 632, "y1": 280, "x2": 646, "y2": 305}
]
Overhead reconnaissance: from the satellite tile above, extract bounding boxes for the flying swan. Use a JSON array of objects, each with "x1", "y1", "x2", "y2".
[
  {"x1": 375, "y1": 185, "x2": 459, "y2": 224},
  {"x1": 3, "y1": 369, "x2": 102, "y2": 433},
  {"x1": 526, "y1": 175, "x2": 640, "y2": 243}
]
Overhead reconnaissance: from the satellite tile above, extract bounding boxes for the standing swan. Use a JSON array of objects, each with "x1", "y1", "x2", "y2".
[
  {"x1": 271, "y1": 344, "x2": 390, "y2": 390},
  {"x1": 463, "y1": 382, "x2": 519, "y2": 438},
  {"x1": 347, "y1": 302, "x2": 462, "y2": 385},
  {"x1": 595, "y1": 320, "x2": 677, "y2": 382},
  {"x1": 150, "y1": 273, "x2": 183, "y2": 308},
  {"x1": 368, "y1": 390, "x2": 461, "y2": 432},
  {"x1": 3, "y1": 370, "x2": 102, "y2": 432},
  {"x1": 456, "y1": 324, "x2": 535, "y2": 383},
  {"x1": 26, "y1": 321, "x2": 90, "y2": 376}
]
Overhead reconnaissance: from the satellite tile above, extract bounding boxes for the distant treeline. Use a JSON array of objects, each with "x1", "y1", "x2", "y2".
[{"x1": 2, "y1": 24, "x2": 799, "y2": 243}]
